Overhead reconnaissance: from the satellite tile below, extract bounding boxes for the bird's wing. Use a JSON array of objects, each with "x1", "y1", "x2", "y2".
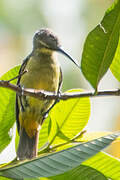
[
  {"x1": 58, "y1": 67, "x2": 63, "y2": 93},
  {"x1": 16, "y1": 54, "x2": 31, "y2": 134}
]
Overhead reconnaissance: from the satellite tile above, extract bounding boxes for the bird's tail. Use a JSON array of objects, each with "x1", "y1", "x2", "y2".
[{"x1": 17, "y1": 127, "x2": 39, "y2": 160}]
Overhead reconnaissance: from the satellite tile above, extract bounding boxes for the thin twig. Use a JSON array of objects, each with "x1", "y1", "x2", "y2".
[
  {"x1": 49, "y1": 130, "x2": 87, "y2": 151},
  {"x1": 0, "y1": 80, "x2": 120, "y2": 100},
  {"x1": 38, "y1": 130, "x2": 87, "y2": 155},
  {"x1": 7, "y1": 70, "x2": 28, "y2": 82}
]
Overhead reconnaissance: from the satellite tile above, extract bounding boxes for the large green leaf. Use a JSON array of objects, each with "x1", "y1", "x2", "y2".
[
  {"x1": 81, "y1": 0, "x2": 120, "y2": 90},
  {"x1": 42, "y1": 165, "x2": 107, "y2": 180},
  {"x1": 0, "y1": 66, "x2": 20, "y2": 153},
  {"x1": 43, "y1": 148, "x2": 120, "y2": 180},
  {"x1": 48, "y1": 89, "x2": 90, "y2": 146},
  {"x1": 0, "y1": 165, "x2": 107, "y2": 180},
  {"x1": 0, "y1": 133, "x2": 119, "y2": 179},
  {"x1": 110, "y1": 38, "x2": 120, "y2": 81},
  {"x1": 83, "y1": 152, "x2": 120, "y2": 180}
]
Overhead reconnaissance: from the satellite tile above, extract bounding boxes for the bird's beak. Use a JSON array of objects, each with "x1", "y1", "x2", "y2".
[{"x1": 57, "y1": 47, "x2": 80, "y2": 69}]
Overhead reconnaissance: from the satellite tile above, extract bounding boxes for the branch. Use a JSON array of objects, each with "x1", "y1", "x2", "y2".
[{"x1": 0, "y1": 80, "x2": 120, "y2": 100}]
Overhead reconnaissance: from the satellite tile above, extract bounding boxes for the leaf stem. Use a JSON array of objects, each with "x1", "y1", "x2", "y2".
[
  {"x1": 49, "y1": 130, "x2": 87, "y2": 151},
  {"x1": 38, "y1": 130, "x2": 86, "y2": 154}
]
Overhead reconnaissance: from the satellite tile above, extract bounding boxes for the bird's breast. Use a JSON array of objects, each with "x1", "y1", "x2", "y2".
[{"x1": 20, "y1": 55, "x2": 60, "y2": 92}]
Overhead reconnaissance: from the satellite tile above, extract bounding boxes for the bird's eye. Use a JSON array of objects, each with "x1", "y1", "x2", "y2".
[{"x1": 50, "y1": 34, "x2": 55, "y2": 41}]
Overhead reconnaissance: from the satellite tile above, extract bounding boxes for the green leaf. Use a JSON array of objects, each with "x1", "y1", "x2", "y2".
[
  {"x1": 110, "y1": 38, "x2": 120, "y2": 81},
  {"x1": 81, "y1": 0, "x2": 120, "y2": 90},
  {"x1": 0, "y1": 66, "x2": 20, "y2": 153},
  {"x1": 48, "y1": 89, "x2": 90, "y2": 146},
  {"x1": 38, "y1": 116, "x2": 51, "y2": 150},
  {"x1": 0, "y1": 133, "x2": 119, "y2": 179},
  {"x1": 0, "y1": 177, "x2": 11, "y2": 180},
  {"x1": 83, "y1": 152, "x2": 120, "y2": 180},
  {"x1": 42, "y1": 165, "x2": 107, "y2": 180}
]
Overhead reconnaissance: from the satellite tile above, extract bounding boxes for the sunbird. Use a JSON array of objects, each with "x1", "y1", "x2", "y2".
[{"x1": 16, "y1": 28, "x2": 79, "y2": 160}]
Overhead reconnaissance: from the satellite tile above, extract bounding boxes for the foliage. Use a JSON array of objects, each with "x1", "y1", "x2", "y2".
[
  {"x1": 0, "y1": 66, "x2": 20, "y2": 153},
  {"x1": 0, "y1": 133, "x2": 119, "y2": 179},
  {"x1": 0, "y1": 0, "x2": 120, "y2": 179},
  {"x1": 81, "y1": 0, "x2": 120, "y2": 90}
]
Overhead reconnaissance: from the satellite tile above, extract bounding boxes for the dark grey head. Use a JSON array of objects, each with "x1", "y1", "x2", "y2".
[
  {"x1": 33, "y1": 28, "x2": 61, "y2": 50},
  {"x1": 33, "y1": 28, "x2": 80, "y2": 68}
]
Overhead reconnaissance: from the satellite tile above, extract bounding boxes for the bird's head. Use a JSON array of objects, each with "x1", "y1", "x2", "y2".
[
  {"x1": 33, "y1": 28, "x2": 60, "y2": 51},
  {"x1": 33, "y1": 28, "x2": 80, "y2": 68}
]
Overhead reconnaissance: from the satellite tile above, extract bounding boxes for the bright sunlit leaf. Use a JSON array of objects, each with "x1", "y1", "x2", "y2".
[
  {"x1": 110, "y1": 38, "x2": 120, "y2": 81},
  {"x1": 0, "y1": 66, "x2": 20, "y2": 153},
  {"x1": 83, "y1": 152, "x2": 120, "y2": 180},
  {"x1": 48, "y1": 89, "x2": 90, "y2": 146}
]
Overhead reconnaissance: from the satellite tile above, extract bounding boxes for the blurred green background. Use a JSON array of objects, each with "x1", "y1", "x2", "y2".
[
  {"x1": 0, "y1": 0, "x2": 120, "y2": 162},
  {"x1": 0, "y1": 0, "x2": 113, "y2": 90}
]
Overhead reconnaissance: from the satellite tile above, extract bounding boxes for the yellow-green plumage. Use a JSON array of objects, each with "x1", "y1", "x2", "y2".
[{"x1": 19, "y1": 50, "x2": 61, "y2": 138}]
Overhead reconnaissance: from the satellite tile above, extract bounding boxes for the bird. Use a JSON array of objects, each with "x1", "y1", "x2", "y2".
[{"x1": 16, "y1": 28, "x2": 79, "y2": 160}]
